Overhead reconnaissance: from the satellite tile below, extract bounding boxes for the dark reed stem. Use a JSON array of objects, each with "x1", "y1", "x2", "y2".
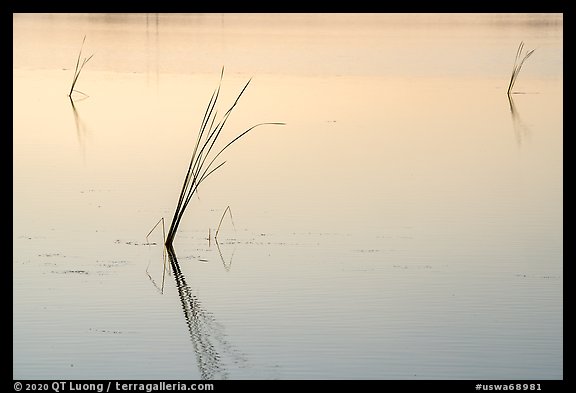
[{"x1": 164, "y1": 70, "x2": 285, "y2": 247}]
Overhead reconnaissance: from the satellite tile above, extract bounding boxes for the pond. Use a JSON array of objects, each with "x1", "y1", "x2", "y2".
[{"x1": 13, "y1": 13, "x2": 562, "y2": 379}]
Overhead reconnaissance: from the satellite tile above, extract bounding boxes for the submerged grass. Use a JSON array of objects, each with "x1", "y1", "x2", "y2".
[
  {"x1": 68, "y1": 35, "x2": 94, "y2": 99},
  {"x1": 164, "y1": 68, "x2": 284, "y2": 248},
  {"x1": 507, "y1": 41, "x2": 535, "y2": 95}
]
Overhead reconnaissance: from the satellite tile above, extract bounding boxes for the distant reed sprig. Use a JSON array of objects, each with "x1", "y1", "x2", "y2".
[
  {"x1": 215, "y1": 205, "x2": 236, "y2": 242},
  {"x1": 164, "y1": 68, "x2": 284, "y2": 248},
  {"x1": 68, "y1": 35, "x2": 94, "y2": 98},
  {"x1": 507, "y1": 41, "x2": 535, "y2": 95}
]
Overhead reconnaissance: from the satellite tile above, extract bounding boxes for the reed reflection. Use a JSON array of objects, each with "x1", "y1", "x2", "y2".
[
  {"x1": 507, "y1": 94, "x2": 531, "y2": 146},
  {"x1": 69, "y1": 97, "x2": 91, "y2": 161},
  {"x1": 215, "y1": 239, "x2": 236, "y2": 272},
  {"x1": 166, "y1": 246, "x2": 236, "y2": 380},
  {"x1": 145, "y1": 13, "x2": 160, "y2": 90}
]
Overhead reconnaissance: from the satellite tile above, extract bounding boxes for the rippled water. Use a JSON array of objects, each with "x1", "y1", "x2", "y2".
[{"x1": 13, "y1": 13, "x2": 562, "y2": 379}]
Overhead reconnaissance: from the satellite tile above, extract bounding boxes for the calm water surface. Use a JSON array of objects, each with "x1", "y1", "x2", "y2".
[{"x1": 13, "y1": 13, "x2": 562, "y2": 379}]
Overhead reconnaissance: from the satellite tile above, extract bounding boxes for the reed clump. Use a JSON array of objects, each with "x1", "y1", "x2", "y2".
[
  {"x1": 68, "y1": 35, "x2": 94, "y2": 99},
  {"x1": 507, "y1": 41, "x2": 535, "y2": 95},
  {"x1": 164, "y1": 68, "x2": 284, "y2": 248}
]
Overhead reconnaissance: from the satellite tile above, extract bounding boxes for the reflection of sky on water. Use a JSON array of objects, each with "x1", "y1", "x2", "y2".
[{"x1": 13, "y1": 13, "x2": 562, "y2": 379}]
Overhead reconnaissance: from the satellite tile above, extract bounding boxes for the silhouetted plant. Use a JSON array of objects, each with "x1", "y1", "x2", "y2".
[
  {"x1": 164, "y1": 68, "x2": 284, "y2": 248},
  {"x1": 507, "y1": 41, "x2": 535, "y2": 95},
  {"x1": 68, "y1": 36, "x2": 94, "y2": 99}
]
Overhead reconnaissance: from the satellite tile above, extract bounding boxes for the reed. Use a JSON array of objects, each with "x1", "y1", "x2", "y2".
[
  {"x1": 164, "y1": 68, "x2": 284, "y2": 248},
  {"x1": 145, "y1": 217, "x2": 168, "y2": 293},
  {"x1": 68, "y1": 36, "x2": 94, "y2": 98},
  {"x1": 146, "y1": 217, "x2": 166, "y2": 245},
  {"x1": 507, "y1": 41, "x2": 535, "y2": 95},
  {"x1": 215, "y1": 205, "x2": 236, "y2": 242}
]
